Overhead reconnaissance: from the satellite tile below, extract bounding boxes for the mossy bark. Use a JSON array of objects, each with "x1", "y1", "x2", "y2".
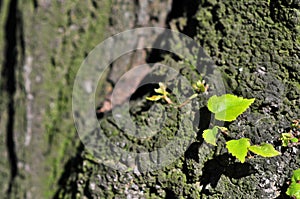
[
  {"x1": 0, "y1": 0, "x2": 111, "y2": 198},
  {"x1": 55, "y1": 0, "x2": 300, "y2": 198},
  {"x1": 0, "y1": 0, "x2": 299, "y2": 198}
]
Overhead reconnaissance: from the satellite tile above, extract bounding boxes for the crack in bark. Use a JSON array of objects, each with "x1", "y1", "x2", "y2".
[
  {"x1": 1, "y1": 0, "x2": 22, "y2": 196},
  {"x1": 32, "y1": 0, "x2": 38, "y2": 10}
]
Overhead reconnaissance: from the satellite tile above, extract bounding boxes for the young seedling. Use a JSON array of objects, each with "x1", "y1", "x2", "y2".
[
  {"x1": 226, "y1": 138, "x2": 280, "y2": 163},
  {"x1": 146, "y1": 81, "x2": 281, "y2": 163},
  {"x1": 192, "y1": 80, "x2": 209, "y2": 93},
  {"x1": 281, "y1": 119, "x2": 300, "y2": 147},
  {"x1": 207, "y1": 94, "x2": 255, "y2": 122},
  {"x1": 146, "y1": 82, "x2": 202, "y2": 108},
  {"x1": 146, "y1": 79, "x2": 210, "y2": 108},
  {"x1": 203, "y1": 94, "x2": 255, "y2": 147},
  {"x1": 203, "y1": 94, "x2": 280, "y2": 163},
  {"x1": 146, "y1": 82, "x2": 173, "y2": 104},
  {"x1": 203, "y1": 126, "x2": 228, "y2": 146},
  {"x1": 177, "y1": 80, "x2": 208, "y2": 108},
  {"x1": 281, "y1": 133, "x2": 299, "y2": 147},
  {"x1": 286, "y1": 168, "x2": 300, "y2": 199}
]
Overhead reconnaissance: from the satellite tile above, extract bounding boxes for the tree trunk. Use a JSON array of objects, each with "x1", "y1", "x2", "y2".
[{"x1": 0, "y1": 0, "x2": 299, "y2": 198}]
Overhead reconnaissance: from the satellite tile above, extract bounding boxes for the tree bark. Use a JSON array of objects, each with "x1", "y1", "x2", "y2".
[{"x1": 0, "y1": 0, "x2": 299, "y2": 198}]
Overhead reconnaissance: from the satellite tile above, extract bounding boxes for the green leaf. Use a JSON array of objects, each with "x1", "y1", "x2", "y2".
[
  {"x1": 281, "y1": 133, "x2": 293, "y2": 147},
  {"x1": 281, "y1": 139, "x2": 289, "y2": 147},
  {"x1": 217, "y1": 126, "x2": 229, "y2": 135},
  {"x1": 248, "y1": 143, "x2": 281, "y2": 157},
  {"x1": 281, "y1": 133, "x2": 293, "y2": 139},
  {"x1": 207, "y1": 94, "x2": 255, "y2": 121},
  {"x1": 217, "y1": 126, "x2": 228, "y2": 132},
  {"x1": 154, "y1": 82, "x2": 168, "y2": 95},
  {"x1": 195, "y1": 80, "x2": 206, "y2": 92},
  {"x1": 291, "y1": 138, "x2": 299, "y2": 143},
  {"x1": 146, "y1": 95, "x2": 163, "y2": 101},
  {"x1": 226, "y1": 138, "x2": 250, "y2": 163},
  {"x1": 203, "y1": 126, "x2": 219, "y2": 146},
  {"x1": 286, "y1": 169, "x2": 300, "y2": 199},
  {"x1": 286, "y1": 182, "x2": 300, "y2": 199},
  {"x1": 154, "y1": 88, "x2": 165, "y2": 94},
  {"x1": 291, "y1": 169, "x2": 300, "y2": 183}
]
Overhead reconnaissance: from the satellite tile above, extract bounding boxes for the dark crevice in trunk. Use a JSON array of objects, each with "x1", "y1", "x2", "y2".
[
  {"x1": 1, "y1": 0, "x2": 20, "y2": 196},
  {"x1": 53, "y1": 144, "x2": 85, "y2": 199},
  {"x1": 6, "y1": 102, "x2": 17, "y2": 197},
  {"x1": 147, "y1": 0, "x2": 201, "y2": 63},
  {"x1": 32, "y1": 0, "x2": 38, "y2": 9},
  {"x1": 166, "y1": 0, "x2": 200, "y2": 37}
]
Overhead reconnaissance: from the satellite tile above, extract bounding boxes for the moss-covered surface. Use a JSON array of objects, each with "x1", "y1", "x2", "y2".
[
  {"x1": 1, "y1": 0, "x2": 111, "y2": 198},
  {"x1": 21, "y1": 1, "x2": 112, "y2": 197},
  {"x1": 194, "y1": 0, "x2": 300, "y2": 197},
  {"x1": 55, "y1": 0, "x2": 300, "y2": 198},
  {"x1": 1, "y1": 0, "x2": 299, "y2": 198}
]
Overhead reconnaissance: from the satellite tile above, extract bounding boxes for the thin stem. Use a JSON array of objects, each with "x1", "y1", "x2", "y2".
[{"x1": 177, "y1": 93, "x2": 198, "y2": 108}]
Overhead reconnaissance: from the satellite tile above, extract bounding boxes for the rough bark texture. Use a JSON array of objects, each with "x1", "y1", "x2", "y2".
[
  {"x1": 0, "y1": 0, "x2": 299, "y2": 198},
  {"x1": 56, "y1": 0, "x2": 300, "y2": 198},
  {"x1": 0, "y1": 0, "x2": 112, "y2": 198}
]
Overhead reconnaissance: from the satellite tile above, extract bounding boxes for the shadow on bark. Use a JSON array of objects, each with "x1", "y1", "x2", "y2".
[
  {"x1": 53, "y1": 144, "x2": 85, "y2": 199},
  {"x1": 200, "y1": 154, "x2": 256, "y2": 193}
]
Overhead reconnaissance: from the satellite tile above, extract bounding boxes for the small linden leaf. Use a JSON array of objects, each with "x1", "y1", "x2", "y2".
[
  {"x1": 193, "y1": 80, "x2": 208, "y2": 93},
  {"x1": 203, "y1": 126, "x2": 219, "y2": 146},
  {"x1": 286, "y1": 182, "x2": 300, "y2": 199},
  {"x1": 159, "y1": 82, "x2": 167, "y2": 90},
  {"x1": 291, "y1": 138, "x2": 299, "y2": 143},
  {"x1": 281, "y1": 133, "x2": 293, "y2": 139},
  {"x1": 196, "y1": 80, "x2": 203, "y2": 88},
  {"x1": 291, "y1": 169, "x2": 300, "y2": 183},
  {"x1": 154, "y1": 88, "x2": 165, "y2": 95},
  {"x1": 196, "y1": 80, "x2": 206, "y2": 92},
  {"x1": 226, "y1": 138, "x2": 250, "y2": 163},
  {"x1": 155, "y1": 82, "x2": 169, "y2": 96},
  {"x1": 281, "y1": 139, "x2": 289, "y2": 147},
  {"x1": 281, "y1": 133, "x2": 293, "y2": 147},
  {"x1": 217, "y1": 126, "x2": 228, "y2": 132},
  {"x1": 158, "y1": 82, "x2": 165, "y2": 87},
  {"x1": 217, "y1": 126, "x2": 229, "y2": 136},
  {"x1": 248, "y1": 143, "x2": 281, "y2": 157},
  {"x1": 207, "y1": 94, "x2": 255, "y2": 122},
  {"x1": 146, "y1": 95, "x2": 163, "y2": 101}
]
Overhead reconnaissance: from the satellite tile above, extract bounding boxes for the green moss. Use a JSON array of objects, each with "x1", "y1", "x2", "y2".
[
  {"x1": 53, "y1": 0, "x2": 299, "y2": 198},
  {"x1": 14, "y1": 0, "x2": 113, "y2": 198}
]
